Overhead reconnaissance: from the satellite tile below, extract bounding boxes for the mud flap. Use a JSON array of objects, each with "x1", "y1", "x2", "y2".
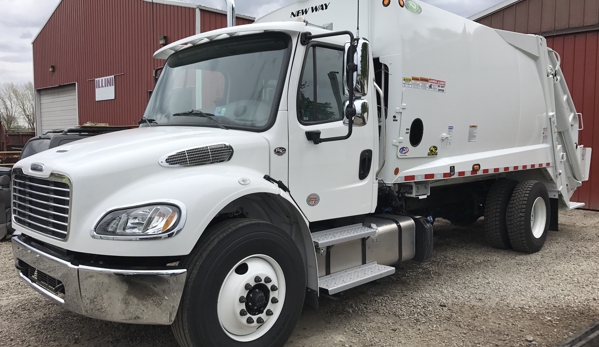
[
  {"x1": 550, "y1": 198, "x2": 559, "y2": 231},
  {"x1": 413, "y1": 217, "x2": 433, "y2": 261}
]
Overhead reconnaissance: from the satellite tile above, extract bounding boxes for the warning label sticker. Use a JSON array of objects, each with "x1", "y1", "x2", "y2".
[
  {"x1": 403, "y1": 76, "x2": 446, "y2": 93},
  {"x1": 468, "y1": 125, "x2": 478, "y2": 142}
]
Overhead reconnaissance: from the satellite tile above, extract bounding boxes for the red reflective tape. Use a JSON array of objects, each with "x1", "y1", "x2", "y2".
[
  {"x1": 404, "y1": 175, "x2": 416, "y2": 181},
  {"x1": 458, "y1": 171, "x2": 466, "y2": 177},
  {"x1": 483, "y1": 169, "x2": 490, "y2": 174},
  {"x1": 471, "y1": 171, "x2": 478, "y2": 175},
  {"x1": 539, "y1": 163, "x2": 544, "y2": 168},
  {"x1": 425, "y1": 174, "x2": 435, "y2": 180},
  {"x1": 546, "y1": 162, "x2": 551, "y2": 167},
  {"x1": 514, "y1": 166, "x2": 519, "y2": 170},
  {"x1": 494, "y1": 168, "x2": 500, "y2": 173},
  {"x1": 531, "y1": 164, "x2": 536, "y2": 169},
  {"x1": 523, "y1": 165, "x2": 528, "y2": 169},
  {"x1": 504, "y1": 167, "x2": 510, "y2": 172},
  {"x1": 443, "y1": 173, "x2": 452, "y2": 178}
]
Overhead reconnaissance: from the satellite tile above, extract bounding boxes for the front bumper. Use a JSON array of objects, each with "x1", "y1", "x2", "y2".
[{"x1": 11, "y1": 235, "x2": 187, "y2": 325}]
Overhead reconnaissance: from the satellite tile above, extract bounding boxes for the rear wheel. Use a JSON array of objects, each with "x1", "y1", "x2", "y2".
[
  {"x1": 506, "y1": 181, "x2": 550, "y2": 253},
  {"x1": 172, "y1": 219, "x2": 305, "y2": 347},
  {"x1": 484, "y1": 179, "x2": 518, "y2": 249}
]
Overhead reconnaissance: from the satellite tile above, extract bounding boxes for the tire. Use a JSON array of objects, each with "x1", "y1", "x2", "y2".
[
  {"x1": 484, "y1": 179, "x2": 518, "y2": 249},
  {"x1": 506, "y1": 181, "x2": 550, "y2": 254},
  {"x1": 172, "y1": 219, "x2": 306, "y2": 347}
]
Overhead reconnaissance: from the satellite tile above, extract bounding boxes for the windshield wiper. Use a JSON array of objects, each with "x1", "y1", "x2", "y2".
[
  {"x1": 172, "y1": 110, "x2": 228, "y2": 130},
  {"x1": 138, "y1": 118, "x2": 158, "y2": 125}
]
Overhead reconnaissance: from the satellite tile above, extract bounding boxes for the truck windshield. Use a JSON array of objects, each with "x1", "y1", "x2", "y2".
[{"x1": 143, "y1": 33, "x2": 291, "y2": 131}]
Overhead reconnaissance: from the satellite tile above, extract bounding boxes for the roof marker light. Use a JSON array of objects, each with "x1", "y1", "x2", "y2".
[
  {"x1": 399, "y1": 0, "x2": 405, "y2": 7},
  {"x1": 383, "y1": 0, "x2": 390, "y2": 7}
]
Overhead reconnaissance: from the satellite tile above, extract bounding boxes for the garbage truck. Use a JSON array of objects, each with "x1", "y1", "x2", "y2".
[{"x1": 11, "y1": 0, "x2": 591, "y2": 346}]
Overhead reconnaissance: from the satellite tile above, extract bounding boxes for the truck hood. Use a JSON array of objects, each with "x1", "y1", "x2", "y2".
[{"x1": 14, "y1": 126, "x2": 271, "y2": 180}]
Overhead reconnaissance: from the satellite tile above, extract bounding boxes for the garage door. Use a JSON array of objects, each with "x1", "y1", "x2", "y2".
[{"x1": 39, "y1": 84, "x2": 78, "y2": 134}]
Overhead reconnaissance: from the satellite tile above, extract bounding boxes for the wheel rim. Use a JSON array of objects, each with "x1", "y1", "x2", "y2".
[
  {"x1": 530, "y1": 197, "x2": 547, "y2": 239},
  {"x1": 217, "y1": 254, "x2": 286, "y2": 342}
]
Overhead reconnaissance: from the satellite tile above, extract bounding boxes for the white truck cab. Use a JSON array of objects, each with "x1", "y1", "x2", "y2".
[{"x1": 11, "y1": 1, "x2": 591, "y2": 346}]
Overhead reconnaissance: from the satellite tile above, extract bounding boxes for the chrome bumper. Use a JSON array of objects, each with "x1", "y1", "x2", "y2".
[{"x1": 11, "y1": 235, "x2": 187, "y2": 325}]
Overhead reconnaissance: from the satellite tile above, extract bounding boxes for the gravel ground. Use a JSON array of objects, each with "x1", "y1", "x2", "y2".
[{"x1": 1, "y1": 210, "x2": 598, "y2": 347}]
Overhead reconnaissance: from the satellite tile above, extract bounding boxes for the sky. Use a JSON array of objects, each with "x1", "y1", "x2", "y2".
[{"x1": 0, "y1": 0, "x2": 504, "y2": 86}]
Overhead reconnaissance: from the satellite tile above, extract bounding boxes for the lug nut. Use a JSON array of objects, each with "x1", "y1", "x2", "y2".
[
  {"x1": 271, "y1": 285, "x2": 278, "y2": 291},
  {"x1": 254, "y1": 276, "x2": 262, "y2": 283},
  {"x1": 271, "y1": 297, "x2": 278, "y2": 304},
  {"x1": 239, "y1": 296, "x2": 246, "y2": 303},
  {"x1": 257, "y1": 317, "x2": 265, "y2": 324},
  {"x1": 266, "y1": 309, "x2": 273, "y2": 316},
  {"x1": 247, "y1": 317, "x2": 254, "y2": 324},
  {"x1": 245, "y1": 283, "x2": 252, "y2": 290},
  {"x1": 264, "y1": 277, "x2": 272, "y2": 283},
  {"x1": 240, "y1": 309, "x2": 247, "y2": 317}
]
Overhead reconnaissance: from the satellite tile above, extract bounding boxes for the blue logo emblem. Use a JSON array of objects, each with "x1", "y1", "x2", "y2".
[{"x1": 399, "y1": 147, "x2": 410, "y2": 155}]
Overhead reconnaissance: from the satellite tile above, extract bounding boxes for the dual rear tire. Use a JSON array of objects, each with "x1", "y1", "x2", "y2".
[{"x1": 484, "y1": 180, "x2": 550, "y2": 253}]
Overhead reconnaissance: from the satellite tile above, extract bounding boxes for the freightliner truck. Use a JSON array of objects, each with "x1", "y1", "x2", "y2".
[{"x1": 11, "y1": 0, "x2": 591, "y2": 346}]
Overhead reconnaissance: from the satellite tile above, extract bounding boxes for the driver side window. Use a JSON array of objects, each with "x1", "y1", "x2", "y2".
[{"x1": 298, "y1": 46, "x2": 345, "y2": 124}]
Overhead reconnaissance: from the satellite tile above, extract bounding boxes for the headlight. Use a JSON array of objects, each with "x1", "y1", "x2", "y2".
[{"x1": 94, "y1": 204, "x2": 183, "y2": 239}]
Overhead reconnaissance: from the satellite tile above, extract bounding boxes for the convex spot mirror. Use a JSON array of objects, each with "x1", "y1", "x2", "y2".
[
  {"x1": 343, "y1": 100, "x2": 369, "y2": 127},
  {"x1": 344, "y1": 39, "x2": 371, "y2": 98}
]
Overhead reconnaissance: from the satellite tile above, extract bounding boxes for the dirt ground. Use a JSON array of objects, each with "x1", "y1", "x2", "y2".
[{"x1": 1, "y1": 210, "x2": 598, "y2": 347}]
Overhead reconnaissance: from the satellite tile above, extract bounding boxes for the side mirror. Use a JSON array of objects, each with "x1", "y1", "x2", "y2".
[
  {"x1": 153, "y1": 66, "x2": 164, "y2": 84},
  {"x1": 343, "y1": 100, "x2": 369, "y2": 127},
  {"x1": 343, "y1": 39, "x2": 371, "y2": 98}
]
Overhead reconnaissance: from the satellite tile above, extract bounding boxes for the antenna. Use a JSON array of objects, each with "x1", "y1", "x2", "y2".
[{"x1": 356, "y1": 0, "x2": 360, "y2": 38}]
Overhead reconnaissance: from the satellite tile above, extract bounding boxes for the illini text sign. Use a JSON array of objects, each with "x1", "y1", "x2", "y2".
[{"x1": 95, "y1": 76, "x2": 115, "y2": 101}]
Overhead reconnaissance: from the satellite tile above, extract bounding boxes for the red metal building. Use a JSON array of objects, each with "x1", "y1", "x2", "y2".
[
  {"x1": 33, "y1": 0, "x2": 253, "y2": 133},
  {"x1": 471, "y1": 0, "x2": 599, "y2": 210}
]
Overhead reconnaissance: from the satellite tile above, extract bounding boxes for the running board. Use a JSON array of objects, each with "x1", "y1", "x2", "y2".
[
  {"x1": 318, "y1": 262, "x2": 395, "y2": 295},
  {"x1": 311, "y1": 223, "x2": 377, "y2": 248}
]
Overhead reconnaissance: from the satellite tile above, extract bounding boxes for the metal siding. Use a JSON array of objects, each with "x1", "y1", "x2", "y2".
[
  {"x1": 514, "y1": 2, "x2": 529, "y2": 33},
  {"x1": 554, "y1": 1, "x2": 570, "y2": 31},
  {"x1": 527, "y1": 0, "x2": 542, "y2": 33},
  {"x1": 584, "y1": 0, "x2": 599, "y2": 26},
  {"x1": 541, "y1": 0, "x2": 557, "y2": 33}
]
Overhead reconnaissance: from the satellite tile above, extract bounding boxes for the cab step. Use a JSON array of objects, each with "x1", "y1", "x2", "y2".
[
  {"x1": 318, "y1": 262, "x2": 395, "y2": 295},
  {"x1": 311, "y1": 223, "x2": 377, "y2": 248}
]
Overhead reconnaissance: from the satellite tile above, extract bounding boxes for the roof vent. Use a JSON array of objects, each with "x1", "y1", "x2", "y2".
[{"x1": 159, "y1": 143, "x2": 234, "y2": 168}]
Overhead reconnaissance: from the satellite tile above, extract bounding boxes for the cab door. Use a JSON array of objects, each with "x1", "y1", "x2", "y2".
[{"x1": 288, "y1": 43, "x2": 376, "y2": 222}]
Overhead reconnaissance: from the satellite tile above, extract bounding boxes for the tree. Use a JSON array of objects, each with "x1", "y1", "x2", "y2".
[
  {"x1": 12, "y1": 82, "x2": 35, "y2": 131},
  {"x1": 0, "y1": 82, "x2": 35, "y2": 132},
  {"x1": 0, "y1": 83, "x2": 19, "y2": 132}
]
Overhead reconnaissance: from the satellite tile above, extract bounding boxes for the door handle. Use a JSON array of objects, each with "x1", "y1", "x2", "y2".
[{"x1": 359, "y1": 150, "x2": 373, "y2": 180}]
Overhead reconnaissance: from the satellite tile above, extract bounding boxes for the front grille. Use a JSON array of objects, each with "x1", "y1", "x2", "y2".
[
  {"x1": 160, "y1": 143, "x2": 234, "y2": 167},
  {"x1": 12, "y1": 169, "x2": 71, "y2": 240},
  {"x1": 19, "y1": 260, "x2": 65, "y2": 298}
]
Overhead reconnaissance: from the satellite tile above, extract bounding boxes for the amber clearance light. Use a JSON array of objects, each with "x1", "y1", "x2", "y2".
[
  {"x1": 399, "y1": 0, "x2": 405, "y2": 7},
  {"x1": 472, "y1": 164, "x2": 481, "y2": 172},
  {"x1": 383, "y1": 0, "x2": 390, "y2": 7}
]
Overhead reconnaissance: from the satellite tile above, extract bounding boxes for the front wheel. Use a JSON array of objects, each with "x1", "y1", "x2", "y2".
[{"x1": 173, "y1": 219, "x2": 306, "y2": 347}]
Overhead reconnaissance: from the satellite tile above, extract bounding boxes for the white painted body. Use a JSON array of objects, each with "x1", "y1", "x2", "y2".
[{"x1": 12, "y1": 1, "x2": 589, "y2": 264}]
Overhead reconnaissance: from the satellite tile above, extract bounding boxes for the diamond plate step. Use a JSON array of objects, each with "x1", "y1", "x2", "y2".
[
  {"x1": 318, "y1": 262, "x2": 395, "y2": 295},
  {"x1": 311, "y1": 223, "x2": 377, "y2": 248}
]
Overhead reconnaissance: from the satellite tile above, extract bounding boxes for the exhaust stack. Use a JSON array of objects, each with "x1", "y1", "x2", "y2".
[{"x1": 225, "y1": 0, "x2": 236, "y2": 27}]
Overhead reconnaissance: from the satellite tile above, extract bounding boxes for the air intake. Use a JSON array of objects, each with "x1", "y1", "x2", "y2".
[{"x1": 159, "y1": 143, "x2": 234, "y2": 168}]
